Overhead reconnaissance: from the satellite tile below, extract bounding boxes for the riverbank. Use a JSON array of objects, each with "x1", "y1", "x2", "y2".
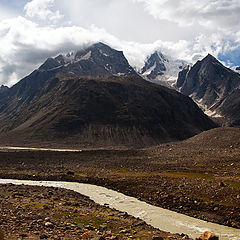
[{"x1": 0, "y1": 183, "x2": 189, "y2": 240}]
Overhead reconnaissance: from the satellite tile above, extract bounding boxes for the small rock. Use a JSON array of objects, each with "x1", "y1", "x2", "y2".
[
  {"x1": 98, "y1": 225, "x2": 107, "y2": 232},
  {"x1": 231, "y1": 221, "x2": 237, "y2": 227},
  {"x1": 45, "y1": 222, "x2": 54, "y2": 228},
  {"x1": 118, "y1": 212, "x2": 128, "y2": 218},
  {"x1": 180, "y1": 233, "x2": 189, "y2": 239},
  {"x1": 119, "y1": 229, "x2": 130, "y2": 234},
  {"x1": 219, "y1": 181, "x2": 225, "y2": 187}
]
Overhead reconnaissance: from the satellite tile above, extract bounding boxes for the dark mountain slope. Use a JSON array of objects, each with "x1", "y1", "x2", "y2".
[
  {"x1": 0, "y1": 75, "x2": 215, "y2": 146},
  {"x1": 216, "y1": 89, "x2": 240, "y2": 126},
  {"x1": 177, "y1": 54, "x2": 240, "y2": 124}
]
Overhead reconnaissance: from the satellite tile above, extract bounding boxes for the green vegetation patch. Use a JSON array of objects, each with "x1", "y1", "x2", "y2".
[
  {"x1": 161, "y1": 171, "x2": 215, "y2": 180},
  {"x1": 226, "y1": 181, "x2": 240, "y2": 189},
  {"x1": 21, "y1": 201, "x2": 51, "y2": 209},
  {"x1": 53, "y1": 209, "x2": 123, "y2": 234},
  {"x1": 197, "y1": 196, "x2": 240, "y2": 208}
]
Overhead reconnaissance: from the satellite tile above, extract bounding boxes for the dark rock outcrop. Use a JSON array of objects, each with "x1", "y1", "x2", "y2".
[
  {"x1": 0, "y1": 85, "x2": 9, "y2": 94},
  {"x1": 176, "y1": 65, "x2": 190, "y2": 89}
]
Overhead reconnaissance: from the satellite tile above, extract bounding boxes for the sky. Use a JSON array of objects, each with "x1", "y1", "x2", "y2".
[{"x1": 0, "y1": 0, "x2": 240, "y2": 86}]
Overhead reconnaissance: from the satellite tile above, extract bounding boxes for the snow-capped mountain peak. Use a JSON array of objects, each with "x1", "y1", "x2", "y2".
[
  {"x1": 140, "y1": 50, "x2": 188, "y2": 88},
  {"x1": 38, "y1": 42, "x2": 137, "y2": 77}
]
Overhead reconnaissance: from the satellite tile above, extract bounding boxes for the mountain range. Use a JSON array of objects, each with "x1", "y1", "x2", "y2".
[{"x1": 0, "y1": 42, "x2": 216, "y2": 146}]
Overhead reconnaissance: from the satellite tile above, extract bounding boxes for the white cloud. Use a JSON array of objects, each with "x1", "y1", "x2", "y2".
[
  {"x1": 24, "y1": 0, "x2": 63, "y2": 22},
  {"x1": 133, "y1": 0, "x2": 240, "y2": 30}
]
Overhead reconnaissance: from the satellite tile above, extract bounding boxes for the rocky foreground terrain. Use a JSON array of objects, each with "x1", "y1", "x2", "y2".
[{"x1": 0, "y1": 184, "x2": 189, "y2": 240}]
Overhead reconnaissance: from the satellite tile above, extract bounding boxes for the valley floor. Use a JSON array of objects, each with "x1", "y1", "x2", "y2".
[{"x1": 0, "y1": 127, "x2": 240, "y2": 238}]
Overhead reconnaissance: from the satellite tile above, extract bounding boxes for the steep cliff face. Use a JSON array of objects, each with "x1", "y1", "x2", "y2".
[{"x1": 176, "y1": 54, "x2": 240, "y2": 124}]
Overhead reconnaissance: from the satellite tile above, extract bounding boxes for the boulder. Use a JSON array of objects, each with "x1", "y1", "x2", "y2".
[{"x1": 196, "y1": 231, "x2": 219, "y2": 240}]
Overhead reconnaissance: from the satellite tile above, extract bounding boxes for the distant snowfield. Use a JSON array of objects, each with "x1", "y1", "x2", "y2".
[{"x1": 0, "y1": 179, "x2": 240, "y2": 240}]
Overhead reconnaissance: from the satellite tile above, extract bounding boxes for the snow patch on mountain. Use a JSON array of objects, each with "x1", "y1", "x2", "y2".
[
  {"x1": 233, "y1": 66, "x2": 240, "y2": 74},
  {"x1": 142, "y1": 63, "x2": 156, "y2": 76},
  {"x1": 79, "y1": 51, "x2": 92, "y2": 61},
  {"x1": 190, "y1": 95, "x2": 222, "y2": 118}
]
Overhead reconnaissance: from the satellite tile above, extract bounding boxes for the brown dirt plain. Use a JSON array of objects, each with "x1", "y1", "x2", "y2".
[{"x1": 0, "y1": 127, "x2": 240, "y2": 238}]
